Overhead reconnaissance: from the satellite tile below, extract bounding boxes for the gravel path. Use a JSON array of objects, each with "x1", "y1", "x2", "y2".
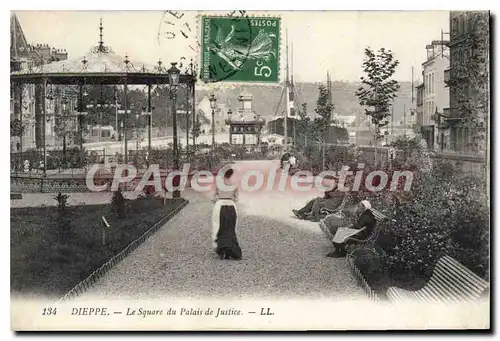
[{"x1": 76, "y1": 183, "x2": 364, "y2": 300}]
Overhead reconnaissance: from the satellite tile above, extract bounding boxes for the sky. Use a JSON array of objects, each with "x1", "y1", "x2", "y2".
[{"x1": 14, "y1": 10, "x2": 450, "y2": 83}]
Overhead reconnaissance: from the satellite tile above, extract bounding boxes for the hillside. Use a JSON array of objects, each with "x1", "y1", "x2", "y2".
[{"x1": 196, "y1": 81, "x2": 414, "y2": 125}]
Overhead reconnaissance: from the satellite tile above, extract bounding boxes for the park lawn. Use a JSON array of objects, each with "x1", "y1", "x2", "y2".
[{"x1": 11, "y1": 197, "x2": 186, "y2": 299}]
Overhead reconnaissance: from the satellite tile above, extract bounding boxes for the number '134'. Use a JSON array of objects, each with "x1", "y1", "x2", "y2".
[{"x1": 254, "y1": 60, "x2": 272, "y2": 78}]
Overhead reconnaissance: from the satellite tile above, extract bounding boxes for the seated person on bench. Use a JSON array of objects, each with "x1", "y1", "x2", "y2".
[
  {"x1": 280, "y1": 152, "x2": 291, "y2": 169},
  {"x1": 326, "y1": 200, "x2": 376, "y2": 258},
  {"x1": 292, "y1": 184, "x2": 345, "y2": 222}
]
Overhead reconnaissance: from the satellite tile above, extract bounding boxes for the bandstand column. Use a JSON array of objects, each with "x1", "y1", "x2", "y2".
[
  {"x1": 18, "y1": 82, "x2": 23, "y2": 167},
  {"x1": 191, "y1": 80, "x2": 196, "y2": 149},
  {"x1": 184, "y1": 84, "x2": 189, "y2": 155},
  {"x1": 124, "y1": 81, "x2": 129, "y2": 165},
  {"x1": 42, "y1": 78, "x2": 47, "y2": 177},
  {"x1": 147, "y1": 84, "x2": 152, "y2": 159},
  {"x1": 78, "y1": 83, "x2": 84, "y2": 168}
]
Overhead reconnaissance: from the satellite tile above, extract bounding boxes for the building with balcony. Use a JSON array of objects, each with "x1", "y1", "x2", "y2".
[
  {"x1": 415, "y1": 83, "x2": 424, "y2": 128},
  {"x1": 420, "y1": 39, "x2": 450, "y2": 150},
  {"x1": 446, "y1": 11, "x2": 489, "y2": 154}
]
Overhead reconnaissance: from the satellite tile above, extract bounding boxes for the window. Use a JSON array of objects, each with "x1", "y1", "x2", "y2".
[
  {"x1": 102, "y1": 129, "x2": 111, "y2": 138},
  {"x1": 452, "y1": 17, "x2": 458, "y2": 36}
]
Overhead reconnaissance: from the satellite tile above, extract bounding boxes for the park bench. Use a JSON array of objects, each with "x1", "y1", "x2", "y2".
[
  {"x1": 319, "y1": 204, "x2": 387, "y2": 251},
  {"x1": 319, "y1": 193, "x2": 350, "y2": 216},
  {"x1": 386, "y1": 255, "x2": 489, "y2": 304}
]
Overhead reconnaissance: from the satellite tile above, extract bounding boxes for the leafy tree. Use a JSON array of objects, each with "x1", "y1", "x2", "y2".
[
  {"x1": 312, "y1": 84, "x2": 335, "y2": 144},
  {"x1": 355, "y1": 47, "x2": 400, "y2": 165},
  {"x1": 294, "y1": 85, "x2": 336, "y2": 152}
]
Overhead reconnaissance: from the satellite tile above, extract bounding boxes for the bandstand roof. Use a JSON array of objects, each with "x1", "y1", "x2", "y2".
[
  {"x1": 10, "y1": 19, "x2": 195, "y2": 86},
  {"x1": 228, "y1": 110, "x2": 265, "y2": 125}
]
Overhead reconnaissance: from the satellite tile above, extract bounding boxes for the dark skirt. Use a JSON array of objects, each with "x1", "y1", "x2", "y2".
[{"x1": 215, "y1": 205, "x2": 242, "y2": 259}]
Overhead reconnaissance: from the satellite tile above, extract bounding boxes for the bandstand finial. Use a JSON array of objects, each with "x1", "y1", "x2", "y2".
[
  {"x1": 99, "y1": 18, "x2": 104, "y2": 50},
  {"x1": 90, "y1": 18, "x2": 113, "y2": 54}
]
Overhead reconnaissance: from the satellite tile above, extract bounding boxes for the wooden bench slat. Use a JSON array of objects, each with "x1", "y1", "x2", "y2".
[
  {"x1": 418, "y1": 287, "x2": 443, "y2": 304},
  {"x1": 441, "y1": 256, "x2": 487, "y2": 287},
  {"x1": 387, "y1": 287, "x2": 408, "y2": 301},
  {"x1": 432, "y1": 271, "x2": 481, "y2": 301},
  {"x1": 387, "y1": 256, "x2": 489, "y2": 304},
  {"x1": 430, "y1": 269, "x2": 473, "y2": 303},
  {"x1": 433, "y1": 261, "x2": 486, "y2": 295},
  {"x1": 420, "y1": 287, "x2": 446, "y2": 304},
  {"x1": 430, "y1": 257, "x2": 488, "y2": 299},
  {"x1": 431, "y1": 268, "x2": 486, "y2": 301},
  {"x1": 441, "y1": 256, "x2": 489, "y2": 290},
  {"x1": 412, "y1": 288, "x2": 434, "y2": 304},
  {"x1": 427, "y1": 275, "x2": 461, "y2": 304}
]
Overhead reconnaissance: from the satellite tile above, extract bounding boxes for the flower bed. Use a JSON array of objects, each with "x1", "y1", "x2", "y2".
[{"x1": 11, "y1": 197, "x2": 187, "y2": 298}]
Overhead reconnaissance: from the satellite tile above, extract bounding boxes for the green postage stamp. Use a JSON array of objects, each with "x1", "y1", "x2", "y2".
[{"x1": 200, "y1": 15, "x2": 281, "y2": 83}]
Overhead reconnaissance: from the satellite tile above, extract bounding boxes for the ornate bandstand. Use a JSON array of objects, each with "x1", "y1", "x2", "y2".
[
  {"x1": 10, "y1": 19, "x2": 196, "y2": 197},
  {"x1": 225, "y1": 91, "x2": 265, "y2": 146}
]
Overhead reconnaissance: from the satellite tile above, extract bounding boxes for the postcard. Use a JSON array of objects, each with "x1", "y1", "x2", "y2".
[{"x1": 10, "y1": 9, "x2": 490, "y2": 331}]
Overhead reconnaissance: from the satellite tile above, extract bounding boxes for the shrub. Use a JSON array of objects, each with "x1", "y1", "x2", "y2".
[
  {"x1": 54, "y1": 192, "x2": 69, "y2": 213},
  {"x1": 383, "y1": 167, "x2": 489, "y2": 281},
  {"x1": 111, "y1": 188, "x2": 126, "y2": 218},
  {"x1": 54, "y1": 192, "x2": 71, "y2": 241},
  {"x1": 353, "y1": 247, "x2": 390, "y2": 294}
]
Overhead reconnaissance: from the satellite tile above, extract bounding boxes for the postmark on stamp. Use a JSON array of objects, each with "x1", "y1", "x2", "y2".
[{"x1": 200, "y1": 15, "x2": 281, "y2": 83}]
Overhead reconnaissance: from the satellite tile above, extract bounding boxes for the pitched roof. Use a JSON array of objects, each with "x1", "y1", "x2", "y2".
[
  {"x1": 228, "y1": 110, "x2": 264, "y2": 124},
  {"x1": 10, "y1": 13, "x2": 31, "y2": 60}
]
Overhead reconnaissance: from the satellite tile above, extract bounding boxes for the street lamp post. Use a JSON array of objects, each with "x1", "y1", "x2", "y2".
[
  {"x1": 168, "y1": 62, "x2": 181, "y2": 199},
  {"x1": 117, "y1": 108, "x2": 131, "y2": 156},
  {"x1": 61, "y1": 98, "x2": 69, "y2": 165},
  {"x1": 141, "y1": 106, "x2": 153, "y2": 166},
  {"x1": 185, "y1": 85, "x2": 190, "y2": 156},
  {"x1": 77, "y1": 84, "x2": 88, "y2": 169},
  {"x1": 226, "y1": 109, "x2": 233, "y2": 144},
  {"x1": 114, "y1": 86, "x2": 119, "y2": 138},
  {"x1": 120, "y1": 121, "x2": 124, "y2": 156},
  {"x1": 209, "y1": 94, "x2": 217, "y2": 156},
  {"x1": 147, "y1": 84, "x2": 153, "y2": 161}
]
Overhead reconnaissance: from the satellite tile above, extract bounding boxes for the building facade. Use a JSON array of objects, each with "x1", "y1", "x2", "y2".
[
  {"x1": 446, "y1": 11, "x2": 489, "y2": 154},
  {"x1": 420, "y1": 40, "x2": 450, "y2": 150},
  {"x1": 10, "y1": 13, "x2": 69, "y2": 153},
  {"x1": 415, "y1": 83, "x2": 424, "y2": 128}
]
